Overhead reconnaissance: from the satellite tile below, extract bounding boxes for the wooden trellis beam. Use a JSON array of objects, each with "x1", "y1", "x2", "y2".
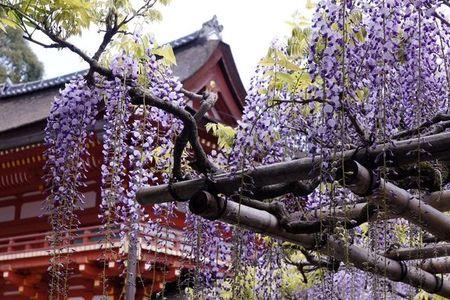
[
  {"x1": 188, "y1": 191, "x2": 450, "y2": 298},
  {"x1": 341, "y1": 161, "x2": 450, "y2": 241},
  {"x1": 421, "y1": 257, "x2": 450, "y2": 274},
  {"x1": 135, "y1": 131, "x2": 450, "y2": 296},
  {"x1": 384, "y1": 243, "x2": 450, "y2": 261},
  {"x1": 423, "y1": 190, "x2": 450, "y2": 212},
  {"x1": 137, "y1": 132, "x2": 450, "y2": 205},
  {"x1": 300, "y1": 189, "x2": 450, "y2": 229},
  {"x1": 188, "y1": 190, "x2": 318, "y2": 249}
]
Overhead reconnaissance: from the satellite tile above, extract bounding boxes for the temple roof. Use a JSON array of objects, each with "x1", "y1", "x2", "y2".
[
  {"x1": 0, "y1": 16, "x2": 223, "y2": 98},
  {"x1": 0, "y1": 16, "x2": 244, "y2": 138}
]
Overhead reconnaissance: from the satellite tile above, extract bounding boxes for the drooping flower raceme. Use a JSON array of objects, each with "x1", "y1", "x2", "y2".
[
  {"x1": 44, "y1": 0, "x2": 450, "y2": 298},
  {"x1": 44, "y1": 78, "x2": 100, "y2": 297}
]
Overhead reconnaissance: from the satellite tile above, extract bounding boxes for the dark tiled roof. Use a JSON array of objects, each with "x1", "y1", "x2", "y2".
[
  {"x1": 0, "y1": 16, "x2": 223, "y2": 98},
  {"x1": 0, "y1": 17, "x2": 223, "y2": 134},
  {"x1": 0, "y1": 70, "x2": 87, "y2": 98}
]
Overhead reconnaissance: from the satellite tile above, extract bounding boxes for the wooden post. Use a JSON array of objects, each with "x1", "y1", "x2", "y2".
[
  {"x1": 188, "y1": 191, "x2": 450, "y2": 298},
  {"x1": 125, "y1": 231, "x2": 138, "y2": 300}
]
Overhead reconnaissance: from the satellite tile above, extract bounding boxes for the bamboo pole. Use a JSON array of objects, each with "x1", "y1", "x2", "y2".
[
  {"x1": 188, "y1": 191, "x2": 450, "y2": 298},
  {"x1": 342, "y1": 161, "x2": 450, "y2": 241},
  {"x1": 384, "y1": 243, "x2": 450, "y2": 261},
  {"x1": 137, "y1": 132, "x2": 450, "y2": 205}
]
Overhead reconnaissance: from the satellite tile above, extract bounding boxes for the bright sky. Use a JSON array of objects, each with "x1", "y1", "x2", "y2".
[{"x1": 29, "y1": 0, "x2": 311, "y2": 88}]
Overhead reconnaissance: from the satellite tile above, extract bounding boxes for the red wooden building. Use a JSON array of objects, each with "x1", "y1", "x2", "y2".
[{"x1": 0, "y1": 17, "x2": 245, "y2": 299}]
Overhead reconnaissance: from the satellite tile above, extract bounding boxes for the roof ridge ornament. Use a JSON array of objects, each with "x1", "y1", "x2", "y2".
[{"x1": 200, "y1": 15, "x2": 223, "y2": 41}]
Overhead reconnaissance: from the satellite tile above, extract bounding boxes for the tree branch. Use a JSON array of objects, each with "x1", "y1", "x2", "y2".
[
  {"x1": 433, "y1": 11, "x2": 450, "y2": 28},
  {"x1": 172, "y1": 91, "x2": 219, "y2": 180},
  {"x1": 384, "y1": 243, "x2": 450, "y2": 261},
  {"x1": 283, "y1": 248, "x2": 340, "y2": 283},
  {"x1": 91, "y1": 9, "x2": 119, "y2": 62},
  {"x1": 22, "y1": 34, "x2": 61, "y2": 48},
  {"x1": 0, "y1": 3, "x2": 218, "y2": 176},
  {"x1": 181, "y1": 88, "x2": 203, "y2": 101},
  {"x1": 129, "y1": 87, "x2": 218, "y2": 176},
  {"x1": 393, "y1": 112, "x2": 450, "y2": 140}
]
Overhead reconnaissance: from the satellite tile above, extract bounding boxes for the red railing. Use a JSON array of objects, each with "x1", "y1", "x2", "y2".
[{"x1": 0, "y1": 224, "x2": 187, "y2": 257}]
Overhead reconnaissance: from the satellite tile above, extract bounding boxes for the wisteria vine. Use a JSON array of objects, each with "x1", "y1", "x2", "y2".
[{"x1": 39, "y1": 0, "x2": 450, "y2": 299}]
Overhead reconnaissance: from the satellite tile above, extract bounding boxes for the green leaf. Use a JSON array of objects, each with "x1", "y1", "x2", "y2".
[
  {"x1": 153, "y1": 44, "x2": 177, "y2": 66},
  {"x1": 275, "y1": 71, "x2": 294, "y2": 84},
  {"x1": 146, "y1": 9, "x2": 162, "y2": 22},
  {"x1": 259, "y1": 56, "x2": 275, "y2": 66},
  {"x1": 205, "y1": 123, "x2": 236, "y2": 149},
  {"x1": 331, "y1": 22, "x2": 339, "y2": 31},
  {"x1": 294, "y1": 72, "x2": 311, "y2": 91},
  {"x1": 355, "y1": 27, "x2": 367, "y2": 43},
  {"x1": 0, "y1": 18, "x2": 19, "y2": 29},
  {"x1": 305, "y1": 0, "x2": 315, "y2": 10},
  {"x1": 355, "y1": 87, "x2": 368, "y2": 101}
]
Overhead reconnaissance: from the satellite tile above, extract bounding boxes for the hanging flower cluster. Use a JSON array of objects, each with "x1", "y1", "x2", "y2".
[
  {"x1": 217, "y1": 0, "x2": 450, "y2": 298},
  {"x1": 43, "y1": 0, "x2": 450, "y2": 298},
  {"x1": 44, "y1": 78, "x2": 100, "y2": 296}
]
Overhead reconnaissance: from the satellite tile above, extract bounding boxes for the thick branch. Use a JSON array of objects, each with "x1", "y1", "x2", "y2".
[
  {"x1": 282, "y1": 202, "x2": 377, "y2": 234},
  {"x1": 172, "y1": 92, "x2": 218, "y2": 180},
  {"x1": 424, "y1": 190, "x2": 450, "y2": 212},
  {"x1": 92, "y1": 9, "x2": 119, "y2": 62},
  {"x1": 129, "y1": 87, "x2": 217, "y2": 175},
  {"x1": 227, "y1": 196, "x2": 354, "y2": 234},
  {"x1": 181, "y1": 88, "x2": 203, "y2": 101},
  {"x1": 429, "y1": 120, "x2": 450, "y2": 135}
]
